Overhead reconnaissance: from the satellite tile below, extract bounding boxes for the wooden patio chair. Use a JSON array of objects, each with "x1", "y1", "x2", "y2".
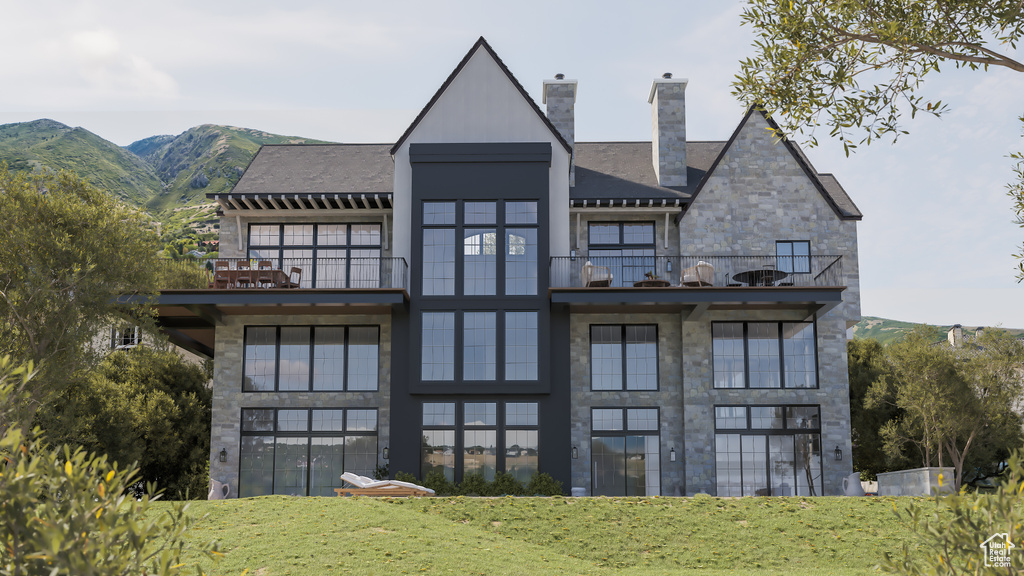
[
  {"x1": 285, "y1": 266, "x2": 302, "y2": 289},
  {"x1": 213, "y1": 260, "x2": 233, "y2": 289},
  {"x1": 234, "y1": 261, "x2": 253, "y2": 288},
  {"x1": 256, "y1": 260, "x2": 278, "y2": 289}
]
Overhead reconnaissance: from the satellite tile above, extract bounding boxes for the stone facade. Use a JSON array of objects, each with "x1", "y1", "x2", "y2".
[
  {"x1": 208, "y1": 313, "x2": 392, "y2": 492},
  {"x1": 650, "y1": 78, "x2": 688, "y2": 187},
  {"x1": 543, "y1": 79, "x2": 577, "y2": 187}
]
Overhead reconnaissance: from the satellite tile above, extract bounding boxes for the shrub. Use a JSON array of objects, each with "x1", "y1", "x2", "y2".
[
  {"x1": 881, "y1": 450, "x2": 1024, "y2": 574},
  {"x1": 0, "y1": 356, "x2": 219, "y2": 575},
  {"x1": 458, "y1": 472, "x2": 490, "y2": 496},
  {"x1": 491, "y1": 472, "x2": 526, "y2": 496},
  {"x1": 526, "y1": 472, "x2": 565, "y2": 496},
  {"x1": 422, "y1": 469, "x2": 456, "y2": 496},
  {"x1": 395, "y1": 471, "x2": 418, "y2": 484}
]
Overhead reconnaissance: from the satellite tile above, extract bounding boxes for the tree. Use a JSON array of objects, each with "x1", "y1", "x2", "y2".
[
  {"x1": 35, "y1": 346, "x2": 213, "y2": 500},
  {"x1": 866, "y1": 326, "x2": 1024, "y2": 491},
  {"x1": 848, "y1": 338, "x2": 903, "y2": 479},
  {"x1": 0, "y1": 356, "x2": 219, "y2": 575},
  {"x1": 0, "y1": 166, "x2": 162, "y2": 430},
  {"x1": 732, "y1": 0, "x2": 1024, "y2": 280}
]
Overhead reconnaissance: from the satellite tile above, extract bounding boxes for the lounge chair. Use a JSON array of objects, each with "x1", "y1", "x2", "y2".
[
  {"x1": 335, "y1": 472, "x2": 435, "y2": 497},
  {"x1": 681, "y1": 261, "x2": 714, "y2": 287},
  {"x1": 581, "y1": 261, "x2": 613, "y2": 287}
]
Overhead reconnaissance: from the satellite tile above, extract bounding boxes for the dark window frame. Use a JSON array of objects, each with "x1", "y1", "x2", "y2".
[
  {"x1": 421, "y1": 400, "x2": 540, "y2": 483},
  {"x1": 776, "y1": 240, "x2": 812, "y2": 275},
  {"x1": 241, "y1": 325, "x2": 380, "y2": 392},
  {"x1": 238, "y1": 407, "x2": 378, "y2": 497},
  {"x1": 247, "y1": 222, "x2": 382, "y2": 288},
  {"x1": 711, "y1": 321, "x2": 819, "y2": 389},
  {"x1": 590, "y1": 407, "x2": 662, "y2": 496},
  {"x1": 420, "y1": 310, "x2": 540, "y2": 384},
  {"x1": 589, "y1": 324, "x2": 659, "y2": 391}
]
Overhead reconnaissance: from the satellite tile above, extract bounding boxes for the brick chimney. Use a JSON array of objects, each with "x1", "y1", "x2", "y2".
[
  {"x1": 947, "y1": 324, "x2": 963, "y2": 348},
  {"x1": 649, "y1": 73, "x2": 688, "y2": 187},
  {"x1": 543, "y1": 74, "x2": 577, "y2": 187}
]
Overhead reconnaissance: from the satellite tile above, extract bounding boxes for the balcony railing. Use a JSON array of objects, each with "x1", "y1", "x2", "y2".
[
  {"x1": 550, "y1": 255, "x2": 843, "y2": 289},
  {"x1": 158, "y1": 257, "x2": 409, "y2": 291}
]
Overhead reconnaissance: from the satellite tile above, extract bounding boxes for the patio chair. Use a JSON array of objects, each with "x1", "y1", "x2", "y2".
[
  {"x1": 335, "y1": 472, "x2": 435, "y2": 497},
  {"x1": 681, "y1": 261, "x2": 715, "y2": 287},
  {"x1": 581, "y1": 261, "x2": 612, "y2": 287},
  {"x1": 213, "y1": 260, "x2": 233, "y2": 289},
  {"x1": 256, "y1": 260, "x2": 278, "y2": 289},
  {"x1": 285, "y1": 266, "x2": 302, "y2": 288},
  {"x1": 234, "y1": 261, "x2": 253, "y2": 288}
]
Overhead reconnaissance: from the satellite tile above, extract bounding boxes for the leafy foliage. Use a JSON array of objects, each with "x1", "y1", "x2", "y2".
[
  {"x1": 0, "y1": 166, "x2": 162, "y2": 431},
  {"x1": 405, "y1": 470, "x2": 562, "y2": 497},
  {"x1": 882, "y1": 451, "x2": 1024, "y2": 575},
  {"x1": 35, "y1": 347, "x2": 213, "y2": 500},
  {"x1": 848, "y1": 338, "x2": 903, "y2": 479},
  {"x1": 866, "y1": 326, "x2": 1024, "y2": 490},
  {"x1": 0, "y1": 356, "x2": 219, "y2": 575}
]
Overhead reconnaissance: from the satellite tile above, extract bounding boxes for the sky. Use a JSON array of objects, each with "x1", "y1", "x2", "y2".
[{"x1": 2, "y1": 0, "x2": 1022, "y2": 328}]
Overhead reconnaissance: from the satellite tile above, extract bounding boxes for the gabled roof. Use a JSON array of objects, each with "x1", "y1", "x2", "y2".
[
  {"x1": 389, "y1": 37, "x2": 572, "y2": 156},
  {"x1": 679, "y1": 106, "x2": 863, "y2": 222},
  {"x1": 572, "y1": 141, "x2": 724, "y2": 204},
  {"x1": 226, "y1": 144, "x2": 393, "y2": 195}
]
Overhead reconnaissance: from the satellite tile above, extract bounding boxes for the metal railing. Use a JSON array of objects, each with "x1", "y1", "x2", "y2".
[
  {"x1": 550, "y1": 255, "x2": 844, "y2": 289},
  {"x1": 158, "y1": 257, "x2": 409, "y2": 290}
]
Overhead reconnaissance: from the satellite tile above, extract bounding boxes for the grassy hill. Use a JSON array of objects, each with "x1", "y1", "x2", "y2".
[
  {"x1": 172, "y1": 495, "x2": 914, "y2": 575},
  {"x1": 130, "y1": 124, "x2": 330, "y2": 212},
  {"x1": 850, "y1": 316, "x2": 1024, "y2": 346},
  {"x1": 0, "y1": 119, "x2": 163, "y2": 205}
]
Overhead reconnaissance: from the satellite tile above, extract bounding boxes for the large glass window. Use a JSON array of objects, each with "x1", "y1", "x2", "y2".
[
  {"x1": 238, "y1": 408, "x2": 377, "y2": 497},
  {"x1": 243, "y1": 326, "x2": 379, "y2": 392},
  {"x1": 712, "y1": 322, "x2": 817, "y2": 389},
  {"x1": 590, "y1": 325, "x2": 658, "y2": 391},
  {"x1": 420, "y1": 200, "x2": 538, "y2": 296},
  {"x1": 248, "y1": 223, "x2": 382, "y2": 288},
  {"x1": 776, "y1": 240, "x2": 811, "y2": 274},
  {"x1": 421, "y1": 311, "x2": 538, "y2": 383},
  {"x1": 421, "y1": 401, "x2": 539, "y2": 483},
  {"x1": 591, "y1": 408, "x2": 660, "y2": 496},
  {"x1": 422, "y1": 313, "x2": 455, "y2": 381},
  {"x1": 505, "y1": 312, "x2": 538, "y2": 381},
  {"x1": 463, "y1": 312, "x2": 496, "y2": 381},
  {"x1": 587, "y1": 222, "x2": 656, "y2": 287},
  {"x1": 714, "y1": 405, "x2": 822, "y2": 497}
]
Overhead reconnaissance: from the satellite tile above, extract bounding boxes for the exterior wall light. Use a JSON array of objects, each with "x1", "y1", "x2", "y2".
[
  {"x1": 219, "y1": 448, "x2": 227, "y2": 463},
  {"x1": 834, "y1": 446, "x2": 842, "y2": 461},
  {"x1": 571, "y1": 446, "x2": 578, "y2": 459},
  {"x1": 383, "y1": 446, "x2": 390, "y2": 460},
  {"x1": 669, "y1": 447, "x2": 676, "y2": 462}
]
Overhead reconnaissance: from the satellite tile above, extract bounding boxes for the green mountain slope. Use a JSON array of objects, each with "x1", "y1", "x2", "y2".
[
  {"x1": 0, "y1": 119, "x2": 162, "y2": 205},
  {"x1": 850, "y1": 316, "x2": 1024, "y2": 346},
  {"x1": 131, "y1": 125, "x2": 330, "y2": 211}
]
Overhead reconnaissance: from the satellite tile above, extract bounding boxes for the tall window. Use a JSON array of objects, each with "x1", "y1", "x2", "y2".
[
  {"x1": 421, "y1": 401, "x2": 539, "y2": 483},
  {"x1": 588, "y1": 222, "x2": 656, "y2": 287},
  {"x1": 776, "y1": 240, "x2": 811, "y2": 274},
  {"x1": 715, "y1": 405, "x2": 822, "y2": 497},
  {"x1": 421, "y1": 201, "x2": 539, "y2": 296},
  {"x1": 712, "y1": 322, "x2": 817, "y2": 389},
  {"x1": 243, "y1": 326, "x2": 379, "y2": 391},
  {"x1": 248, "y1": 224, "x2": 382, "y2": 288},
  {"x1": 590, "y1": 325, "x2": 658, "y2": 391},
  {"x1": 238, "y1": 408, "x2": 377, "y2": 497},
  {"x1": 421, "y1": 311, "x2": 538, "y2": 383},
  {"x1": 591, "y1": 408, "x2": 660, "y2": 496}
]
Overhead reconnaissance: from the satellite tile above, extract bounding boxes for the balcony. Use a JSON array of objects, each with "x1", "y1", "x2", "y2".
[
  {"x1": 549, "y1": 255, "x2": 846, "y2": 317},
  {"x1": 158, "y1": 257, "x2": 409, "y2": 291}
]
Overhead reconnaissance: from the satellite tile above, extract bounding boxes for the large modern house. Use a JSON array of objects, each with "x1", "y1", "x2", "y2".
[{"x1": 152, "y1": 37, "x2": 861, "y2": 497}]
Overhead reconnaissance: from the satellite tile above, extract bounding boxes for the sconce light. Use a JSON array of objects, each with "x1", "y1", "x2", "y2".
[
  {"x1": 571, "y1": 446, "x2": 578, "y2": 459},
  {"x1": 834, "y1": 446, "x2": 842, "y2": 461},
  {"x1": 219, "y1": 448, "x2": 227, "y2": 463},
  {"x1": 570, "y1": 249, "x2": 577, "y2": 262},
  {"x1": 666, "y1": 260, "x2": 673, "y2": 273},
  {"x1": 669, "y1": 447, "x2": 676, "y2": 462},
  {"x1": 383, "y1": 446, "x2": 390, "y2": 460}
]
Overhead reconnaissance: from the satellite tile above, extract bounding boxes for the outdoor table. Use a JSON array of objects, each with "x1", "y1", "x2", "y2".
[{"x1": 731, "y1": 268, "x2": 789, "y2": 287}]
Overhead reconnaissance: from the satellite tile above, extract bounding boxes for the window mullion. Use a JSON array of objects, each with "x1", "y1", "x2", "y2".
[
  {"x1": 620, "y1": 326, "x2": 629, "y2": 391},
  {"x1": 778, "y1": 322, "x2": 786, "y2": 389}
]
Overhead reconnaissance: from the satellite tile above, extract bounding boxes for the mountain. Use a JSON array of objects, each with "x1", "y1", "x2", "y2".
[
  {"x1": 0, "y1": 119, "x2": 163, "y2": 205},
  {"x1": 129, "y1": 125, "x2": 330, "y2": 212},
  {"x1": 850, "y1": 316, "x2": 1024, "y2": 346}
]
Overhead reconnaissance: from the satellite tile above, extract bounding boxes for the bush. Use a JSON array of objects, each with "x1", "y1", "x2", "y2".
[
  {"x1": 458, "y1": 472, "x2": 490, "y2": 496},
  {"x1": 526, "y1": 472, "x2": 565, "y2": 496},
  {"x1": 395, "y1": 471, "x2": 418, "y2": 484},
  {"x1": 491, "y1": 472, "x2": 526, "y2": 496},
  {"x1": 422, "y1": 469, "x2": 457, "y2": 496},
  {"x1": 881, "y1": 450, "x2": 1024, "y2": 574},
  {"x1": 0, "y1": 356, "x2": 219, "y2": 575}
]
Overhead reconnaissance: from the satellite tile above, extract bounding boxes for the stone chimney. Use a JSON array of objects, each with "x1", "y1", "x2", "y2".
[
  {"x1": 649, "y1": 73, "x2": 688, "y2": 187},
  {"x1": 543, "y1": 74, "x2": 577, "y2": 187},
  {"x1": 947, "y1": 324, "x2": 963, "y2": 348}
]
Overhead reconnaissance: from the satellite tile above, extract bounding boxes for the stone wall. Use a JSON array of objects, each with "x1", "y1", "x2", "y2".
[
  {"x1": 208, "y1": 313, "x2": 392, "y2": 496},
  {"x1": 877, "y1": 467, "x2": 954, "y2": 497}
]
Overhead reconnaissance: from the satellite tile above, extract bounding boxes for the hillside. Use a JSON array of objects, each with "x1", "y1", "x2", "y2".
[
  {"x1": 130, "y1": 125, "x2": 330, "y2": 211},
  {"x1": 0, "y1": 119, "x2": 163, "y2": 205},
  {"x1": 850, "y1": 316, "x2": 1024, "y2": 346}
]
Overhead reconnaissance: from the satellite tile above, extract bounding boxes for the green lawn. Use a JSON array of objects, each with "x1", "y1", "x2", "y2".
[{"x1": 172, "y1": 495, "x2": 913, "y2": 575}]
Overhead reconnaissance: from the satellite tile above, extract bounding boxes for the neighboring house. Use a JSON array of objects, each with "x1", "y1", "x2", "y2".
[{"x1": 145, "y1": 38, "x2": 861, "y2": 497}]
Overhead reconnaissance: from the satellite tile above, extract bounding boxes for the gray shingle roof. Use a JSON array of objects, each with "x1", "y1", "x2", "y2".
[
  {"x1": 572, "y1": 141, "x2": 724, "y2": 202},
  {"x1": 229, "y1": 144, "x2": 393, "y2": 195},
  {"x1": 817, "y1": 174, "x2": 863, "y2": 219}
]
